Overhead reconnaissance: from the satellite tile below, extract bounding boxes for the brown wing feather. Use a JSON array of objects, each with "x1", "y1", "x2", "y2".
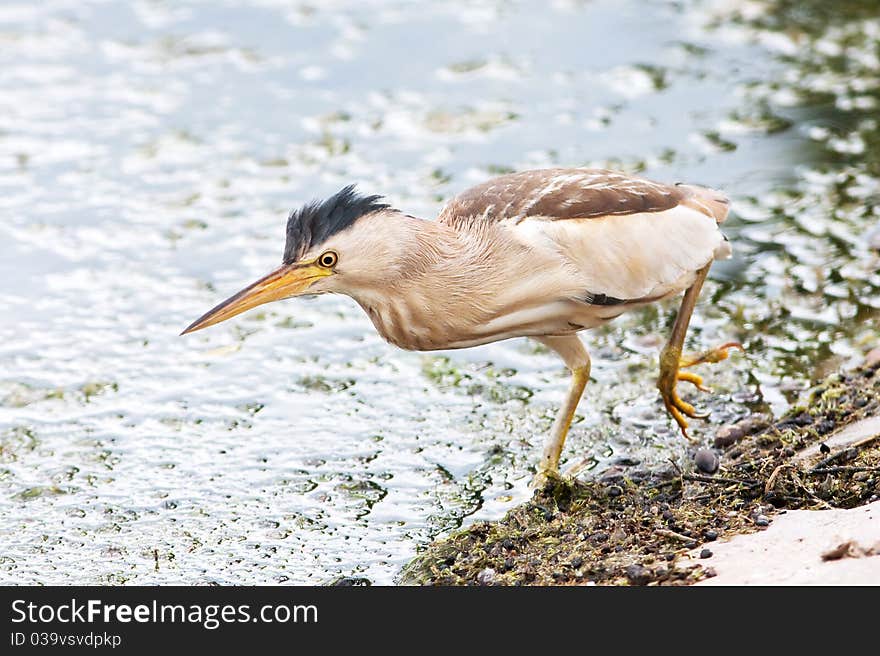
[{"x1": 438, "y1": 168, "x2": 727, "y2": 225}]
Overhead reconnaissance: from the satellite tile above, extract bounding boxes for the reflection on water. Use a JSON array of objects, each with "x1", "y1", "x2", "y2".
[{"x1": 0, "y1": 0, "x2": 877, "y2": 584}]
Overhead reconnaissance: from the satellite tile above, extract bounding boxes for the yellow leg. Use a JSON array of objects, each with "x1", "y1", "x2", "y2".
[
  {"x1": 657, "y1": 265, "x2": 742, "y2": 439},
  {"x1": 531, "y1": 335, "x2": 591, "y2": 486},
  {"x1": 538, "y1": 365, "x2": 590, "y2": 475}
]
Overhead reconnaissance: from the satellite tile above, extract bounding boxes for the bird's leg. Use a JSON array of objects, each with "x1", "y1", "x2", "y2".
[
  {"x1": 532, "y1": 335, "x2": 591, "y2": 485},
  {"x1": 657, "y1": 263, "x2": 717, "y2": 439}
]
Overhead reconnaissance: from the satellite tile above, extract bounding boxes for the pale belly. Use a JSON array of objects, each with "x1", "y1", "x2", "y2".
[{"x1": 361, "y1": 297, "x2": 642, "y2": 352}]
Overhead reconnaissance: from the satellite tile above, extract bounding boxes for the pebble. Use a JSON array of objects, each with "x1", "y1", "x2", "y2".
[
  {"x1": 624, "y1": 564, "x2": 651, "y2": 585},
  {"x1": 699, "y1": 548, "x2": 713, "y2": 559},
  {"x1": 704, "y1": 530, "x2": 718, "y2": 541},
  {"x1": 713, "y1": 416, "x2": 770, "y2": 448},
  {"x1": 501, "y1": 538, "x2": 515, "y2": 550},
  {"x1": 476, "y1": 567, "x2": 496, "y2": 585},
  {"x1": 694, "y1": 448, "x2": 720, "y2": 474},
  {"x1": 755, "y1": 514, "x2": 770, "y2": 527}
]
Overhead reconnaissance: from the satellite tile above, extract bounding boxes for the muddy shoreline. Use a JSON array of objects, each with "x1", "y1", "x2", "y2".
[{"x1": 399, "y1": 360, "x2": 880, "y2": 585}]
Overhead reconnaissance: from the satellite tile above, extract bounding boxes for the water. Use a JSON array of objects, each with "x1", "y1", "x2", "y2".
[{"x1": 0, "y1": 0, "x2": 877, "y2": 584}]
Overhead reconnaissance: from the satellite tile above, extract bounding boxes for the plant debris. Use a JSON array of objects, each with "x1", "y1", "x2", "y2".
[{"x1": 399, "y1": 361, "x2": 880, "y2": 585}]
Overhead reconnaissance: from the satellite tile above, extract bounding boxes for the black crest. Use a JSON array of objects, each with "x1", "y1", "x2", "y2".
[{"x1": 283, "y1": 185, "x2": 391, "y2": 263}]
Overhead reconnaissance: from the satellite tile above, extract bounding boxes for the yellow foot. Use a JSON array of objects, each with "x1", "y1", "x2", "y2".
[
  {"x1": 530, "y1": 467, "x2": 563, "y2": 490},
  {"x1": 657, "y1": 342, "x2": 744, "y2": 439},
  {"x1": 657, "y1": 377, "x2": 707, "y2": 441}
]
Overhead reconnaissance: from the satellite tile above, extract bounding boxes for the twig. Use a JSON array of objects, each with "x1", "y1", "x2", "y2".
[
  {"x1": 764, "y1": 463, "x2": 793, "y2": 495},
  {"x1": 808, "y1": 466, "x2": 879, "y2": 475},
  {"x1": 852, "y1": 432, "x2": 880, "y2": 449},
  {"x1": 809, "y1": 432, "x2": 880, "y2": 473},
  {"x1": 683, "y1": 473, "x2": 760, "y2": 487},
  {"x1": 656, "y1": 529, "x2": 696, "y2": 544}
]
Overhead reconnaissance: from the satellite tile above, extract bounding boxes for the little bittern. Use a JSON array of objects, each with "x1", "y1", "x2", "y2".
[{"x1": 183, "y1": 168, "x2": 740, "y2": 482}]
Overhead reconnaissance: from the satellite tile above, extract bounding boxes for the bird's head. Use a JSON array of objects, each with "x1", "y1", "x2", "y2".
[{"x1": 181, "y1": 185, "x2": 403, "y2": 335}]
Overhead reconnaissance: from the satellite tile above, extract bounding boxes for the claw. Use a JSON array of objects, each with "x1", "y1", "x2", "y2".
[{"x1": 658, "y1": 341, "x2": 741, "y2": 439}]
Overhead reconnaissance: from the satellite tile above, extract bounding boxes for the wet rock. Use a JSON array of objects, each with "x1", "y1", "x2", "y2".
[
  {"x1": 694, "y1": 448, "x2": 719, "y2": 474},
  {"x1": 326, "y1": 576, "x2": 371, "y2": 586},
  {"x1": 699, "y1": 548, "x2": 713, "y2": 559},
  {"x1": 598, "y1": 468, "x2": 625, "y2": 485},
  {"x1": 755, "y1": 515, "x2": 770, "y2": 527},
  {"x1": 624, "y1": 564, "x2": 651, "y2": 585},
  {"x1": 865, "y1": 348, "x2": 880, "y2": 368},
  {"x1": 777, "y1": 412, "x2": 813, "y2": 430},
  {"x1": 704, "y1": 529, "x2": 718, "y2": 541},
  {"x1": 814, "y1": 419, "x2": 835, "y2": 435},
  {"x1": 476, "y1": 567, "x2": 496, "y2": 585},
  {"x1": 714, "y1": 416, "x2": 770, "y2": 448}
]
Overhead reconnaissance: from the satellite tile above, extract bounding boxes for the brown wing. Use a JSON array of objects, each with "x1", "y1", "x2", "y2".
[{"x1": 437, "y1": 168, "x2": 728, "y2": 225}]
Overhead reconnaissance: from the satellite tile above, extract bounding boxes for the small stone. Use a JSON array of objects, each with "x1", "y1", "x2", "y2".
[
  {"x1": 703, "y1": 567, "x2": 717, "y2": 579},
  {"x1": 699, "y1": 548, "x2": 713, "y2": 559},
  {"x1": 865, "y1": 347, "x2": 880, "y2": 368},
  {"x1": 624, "y1": 564, "x2": 651, "y2": 585},
  {"x1": 501, "y1": 538, "x2": 515, "y2": 550},
  {"x1": 704, "y1": 530, "x2": 718, "y2": 541},
  {"x1": 777, "y1": 412, "x2": 813, "y2": 429},
  {"x1": 328, "y1": 576, "x2": 371, "y2": 586},
  {"x1": 503, "y1": 558, "x2": 515, "y2": 571},
  {"x1": 570, "y1": 556, "x2": 584, "y2": 569},
  {"x1": 819, "y1": 442, "x2": 831, "y2": 454},
  {"x1": 476, "y1": 568, "x2": 496, "y2": 585},
  {"x1": 755, "y1": 514, "x2": 770, "y2": 527},
  {"x1": 607, "y1": 485, "x2": 623, "y2": 497},
  {"x1": 814, "y1": 419, "x2": 835, "y2": 435},
  {"x1": 714, "y1": 416, "x2": 770, "y2": 448},
  {"x1": 694, "y1": 448, "x2": 720, "y2": 474}
]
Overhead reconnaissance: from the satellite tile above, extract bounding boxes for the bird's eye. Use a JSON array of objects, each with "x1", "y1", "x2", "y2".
[{"x1": 318, "y1": 251, "x2": 338, "y2": 268}]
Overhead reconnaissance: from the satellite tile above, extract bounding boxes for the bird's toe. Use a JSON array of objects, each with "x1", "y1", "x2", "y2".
[{"x1": 677, "y1": 370, "x2": 711, "y2": 393}]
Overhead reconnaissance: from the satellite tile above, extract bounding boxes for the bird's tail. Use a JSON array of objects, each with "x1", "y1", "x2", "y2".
[{"x1": 677, "y1": 184, "x2": 730, "y2": 224}]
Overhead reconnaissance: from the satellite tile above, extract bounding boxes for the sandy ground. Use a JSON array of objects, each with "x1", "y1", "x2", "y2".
[{"x1": 693, "y1": 501, "x2": 879, "y2": 585}]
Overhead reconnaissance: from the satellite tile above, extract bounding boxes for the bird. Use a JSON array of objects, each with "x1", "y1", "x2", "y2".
[{"x1": 182, "y1": 168, "x2": 742, "y2": 484}]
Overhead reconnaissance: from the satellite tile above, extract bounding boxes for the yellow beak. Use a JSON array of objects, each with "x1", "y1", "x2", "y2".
[{"x1": 181, "y1": 262, "x2": 329, "y2": 335}]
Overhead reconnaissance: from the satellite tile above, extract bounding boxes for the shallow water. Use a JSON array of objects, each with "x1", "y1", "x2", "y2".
[{"x1": 0, "y1": 0, "x2": 877, "y2": 584}]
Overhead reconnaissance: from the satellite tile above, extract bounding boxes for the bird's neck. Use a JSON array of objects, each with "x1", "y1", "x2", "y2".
[{"x1": 350, "y1": 215, "x2": 530, "y2": 350}]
